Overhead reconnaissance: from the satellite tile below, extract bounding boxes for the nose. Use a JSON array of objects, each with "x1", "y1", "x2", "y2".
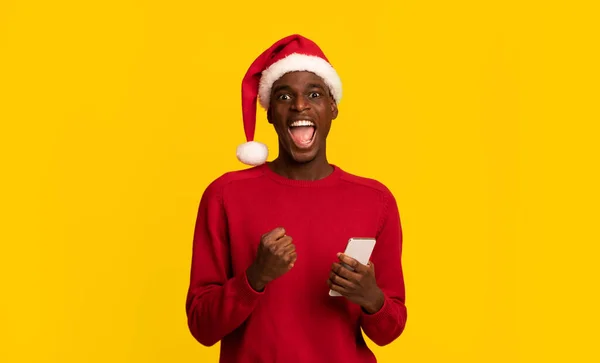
[{"x1": 291, "y1": 95, "x2": 310, "y2": 112}]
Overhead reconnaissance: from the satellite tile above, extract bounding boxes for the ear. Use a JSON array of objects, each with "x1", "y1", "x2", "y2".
[
  {"x1": 330, "y1": 99, "x2": 339, "y2": 120},
  {"x1": 267, "y1": 107, "x2": 273, "y2": 124}
]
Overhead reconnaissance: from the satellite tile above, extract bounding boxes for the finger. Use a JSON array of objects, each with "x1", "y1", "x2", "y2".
[
  {"x1": 332, "y1": 262, "x2": 361, "y2": 284},
  {"x1": 327, "y1": 277, "x2": 350, "y2": 295},
  {"x1": 288, "y1": 252, "x2": 298, "y2": 268},
  {"x1": 284, "y1": 250, "x2": 297, "y2": 263},
  {"x1": 262, "y1": 227, "x2": 285, "y2": 242},
  {"x1": 274, "y1": 237, "x2": 294, "y2": 253},
  {"x1": 270, "y1": 235, "x2": 292, "y2": 250},
  {"x1": 281, "y1": 246, "x2": 296, "y2": 259},
  {"x1": 329, "y1": 270, "x2": 357, "y2": 290},
  {"x1": 266, "y1": 227, "x2": 286, "y2": 241},
  {"x1": 338, "y1": 253, "x2": 367, "y2": 273},
  {"x1": 278, "y1": 235, "x2": 294, "y2": 247},
  {"x1": 283, "y1": 240, "x2": 296, "y2": 251}
]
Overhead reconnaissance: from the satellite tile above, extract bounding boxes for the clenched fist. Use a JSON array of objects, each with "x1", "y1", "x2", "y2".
[{"x1": 246, "y1": 227, "x2": 297, "y2": 292}]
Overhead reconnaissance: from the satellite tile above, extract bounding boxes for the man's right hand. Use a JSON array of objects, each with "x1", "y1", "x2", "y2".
[{"x1": 246, "y1": 227, "x2": 297, "y2": 292}]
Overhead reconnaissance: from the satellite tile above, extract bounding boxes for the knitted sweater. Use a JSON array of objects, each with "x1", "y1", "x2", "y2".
[{"x1": 186, "y1": 163, "x2": 407, "y2": 363}]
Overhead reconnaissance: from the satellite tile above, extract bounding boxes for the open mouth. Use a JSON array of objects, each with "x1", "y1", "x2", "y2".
[{"x1": 288, "y1": 120, "x2": 316, "y2": 149}]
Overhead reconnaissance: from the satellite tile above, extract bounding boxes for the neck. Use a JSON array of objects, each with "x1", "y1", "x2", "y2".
[{"x1": 269, "y1": 148, "x2": 333, "y2": 181}]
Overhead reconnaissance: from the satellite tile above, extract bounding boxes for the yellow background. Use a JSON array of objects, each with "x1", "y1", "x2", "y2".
[{"x1": 1, "y1": 0, "x2": 598, "y2": 362}]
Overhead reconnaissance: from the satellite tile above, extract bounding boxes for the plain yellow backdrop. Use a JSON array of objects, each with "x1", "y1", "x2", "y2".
[{"x1": 1, "y1": 0, "x2": 599, "y2": 362}]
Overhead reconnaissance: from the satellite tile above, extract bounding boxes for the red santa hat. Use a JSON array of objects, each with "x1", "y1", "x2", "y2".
[{"x1": 236, "y1": 34, "x2": 342, "y2": 166}]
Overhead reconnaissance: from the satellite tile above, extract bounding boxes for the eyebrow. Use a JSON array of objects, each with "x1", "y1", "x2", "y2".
[
  {"x1": 272, "y1": 83, "x2": 326, "y2": 94},
  {"x1": 272, "y1": 84, "x2": 292, "y2": 94},
  {"x1": 307, "y1": 83, "x2": 326, "y2": 91}
]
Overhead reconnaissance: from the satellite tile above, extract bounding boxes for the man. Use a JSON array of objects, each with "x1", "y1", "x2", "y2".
[{"x1": 186, "y1": 34, "x2": 407, "y2": 363}]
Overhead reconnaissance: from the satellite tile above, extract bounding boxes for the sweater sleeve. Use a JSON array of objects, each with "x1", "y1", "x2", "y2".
[
  {"x1": 185, "y1": 179, "x2": 263, "y2": 347},
  {"x1": 360, "y1": 190, "x2": 408, "y2": 346}
]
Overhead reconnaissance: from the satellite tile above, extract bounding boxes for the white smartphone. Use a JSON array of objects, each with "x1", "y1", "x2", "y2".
[{"x1": 329, "y1": 237, "x2": 377, "y2": 297}]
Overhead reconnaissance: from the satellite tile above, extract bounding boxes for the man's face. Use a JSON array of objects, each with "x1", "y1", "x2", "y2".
[{"x1": 267, "y1": 71, "x2": 338, "y2": 164}]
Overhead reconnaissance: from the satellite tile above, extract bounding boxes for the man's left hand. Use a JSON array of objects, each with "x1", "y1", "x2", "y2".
[{"x1": 328, "y1": 253, "x2": 385, "y2": 314}]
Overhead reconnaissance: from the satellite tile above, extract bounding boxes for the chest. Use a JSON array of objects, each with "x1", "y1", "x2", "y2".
[{"x1": 224, "y1": 187, "x2": 383, "y2": 275}]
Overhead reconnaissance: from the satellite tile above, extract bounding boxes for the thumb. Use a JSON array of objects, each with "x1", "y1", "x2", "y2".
[{"x1": 368, "y1": 261, "x2": 375, "y2": 274}]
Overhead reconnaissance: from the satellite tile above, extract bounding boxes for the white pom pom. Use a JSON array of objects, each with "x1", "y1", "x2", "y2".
[{"x1": 236, "y1": 141, "x2": 268, "y2": 166}]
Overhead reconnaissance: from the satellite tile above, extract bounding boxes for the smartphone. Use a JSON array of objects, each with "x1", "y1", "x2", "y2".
[{"x1": 329, "y1": 237, "x2": 376, "y2": 297}]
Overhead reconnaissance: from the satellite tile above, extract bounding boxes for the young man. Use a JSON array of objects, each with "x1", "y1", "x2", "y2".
[{"x1": 186, "y1": 34, "x2": 407, "y2": 363}]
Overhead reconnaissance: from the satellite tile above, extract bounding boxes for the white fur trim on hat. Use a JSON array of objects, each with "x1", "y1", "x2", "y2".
[
  {"x1": 258, "y1": 53, "x2": 342, "y2": 109},
  {"x1": 236, "y1": 141, "x2": 268, "y2": 166}
]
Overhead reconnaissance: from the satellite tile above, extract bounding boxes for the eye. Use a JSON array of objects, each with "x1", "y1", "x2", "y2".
[
  {"x1": 278, "y1": 94, "x2": 291, "y2": 101},
  {"x1": 309, "y1": 92, "x2": 321, "y2": 98}
]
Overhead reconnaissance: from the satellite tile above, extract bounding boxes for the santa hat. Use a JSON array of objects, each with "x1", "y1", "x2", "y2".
[{"x1": 236, "y1": 34, "x2": 342, "y2": 166}]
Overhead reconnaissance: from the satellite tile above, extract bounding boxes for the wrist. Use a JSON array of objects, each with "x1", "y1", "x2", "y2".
[
  {"x1": 246, "y1": 264, "x2": 267, "y2": 292},
  {"x1": 363, "y1": 288, "x2": 385, "y2": 314}
]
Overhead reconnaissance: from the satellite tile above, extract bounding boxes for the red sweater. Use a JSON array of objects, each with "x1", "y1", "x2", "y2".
[{"x1": 186, "y1": 163, "x2": 407, "y2": 363}]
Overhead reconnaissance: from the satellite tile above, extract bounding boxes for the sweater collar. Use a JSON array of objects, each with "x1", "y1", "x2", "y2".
[{"x1": 260, "y1": 162, "x2": 343, "y2": 187}]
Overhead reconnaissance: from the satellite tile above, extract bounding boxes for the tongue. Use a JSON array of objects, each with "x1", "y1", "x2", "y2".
[{"x1": 290, "y1": 126, "x2": 315, "y2": 145}]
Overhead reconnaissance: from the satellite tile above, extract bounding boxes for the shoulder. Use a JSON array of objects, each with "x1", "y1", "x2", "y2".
[
  {"x1": 337, "y1": 166, "x2": 400, "y2": 214},
  {"x1": 201, "y1": 165, "x2": 266, "y2": 199},
  {"x1": 338, "y1": 167, "x2": 395, "y2": 197}
]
